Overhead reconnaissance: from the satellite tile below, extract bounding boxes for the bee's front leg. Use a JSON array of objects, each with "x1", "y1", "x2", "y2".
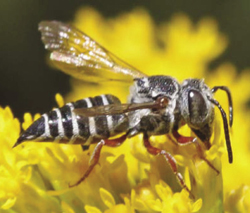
[
  {"x1": 172, "y1": 130, "x2": 196, "y2": 145},
  {"x1": 172, "y1": 130, "x2": 219, "y2": 175}
]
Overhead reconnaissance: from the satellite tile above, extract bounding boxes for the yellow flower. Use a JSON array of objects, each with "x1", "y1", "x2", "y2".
[{"x1": 1, "y1": 7, "x2": 250, "y2": 213}]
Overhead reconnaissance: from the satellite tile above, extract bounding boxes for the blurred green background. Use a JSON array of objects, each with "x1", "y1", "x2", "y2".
[{"x1": 0, "y1": 0, "x2": 250, "y2": 120}]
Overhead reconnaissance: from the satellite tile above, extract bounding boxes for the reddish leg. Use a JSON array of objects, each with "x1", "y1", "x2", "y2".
[
  {"x1": 172, "y1": 131, "x2": 219, "y2": 175},
  {"x1": 69, "y1": 134, "x2": 127, "y2": 187},
  {"x1": 172, "y1": 131, "x2": 196, "y2": 145},
  {"x1": 143, "y1": 134, "x2": 194, "y2": 199},
  {"x1": 194, "y1": 139, "x2": 219, "y2": 175}
]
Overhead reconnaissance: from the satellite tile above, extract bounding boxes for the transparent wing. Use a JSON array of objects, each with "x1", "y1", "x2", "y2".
[
  {"x1": 74, "y1": 97, "x2": 169, "y2": 117},
  {"x1": 38, "y1": 21, "x2": 147, "y2": 83}
]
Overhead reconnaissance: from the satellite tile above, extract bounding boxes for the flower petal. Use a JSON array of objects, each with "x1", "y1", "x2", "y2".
[{"x1": 100, "y1": 188, "x2": 116, "y2": 209}]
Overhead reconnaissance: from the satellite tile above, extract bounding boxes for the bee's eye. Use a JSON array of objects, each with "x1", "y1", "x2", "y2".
[{"x1": 188, "y1": 90, "x2": 207, "y2": 125}]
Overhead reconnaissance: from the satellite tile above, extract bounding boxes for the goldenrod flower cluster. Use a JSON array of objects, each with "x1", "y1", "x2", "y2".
[{"x1": 0, "y1": 7, "x2": 250, "y2": 213}]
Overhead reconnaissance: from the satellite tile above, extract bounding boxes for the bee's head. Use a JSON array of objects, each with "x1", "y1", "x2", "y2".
[{"x1": 180, "y1": 78, "x2": 214, "y2": 129}]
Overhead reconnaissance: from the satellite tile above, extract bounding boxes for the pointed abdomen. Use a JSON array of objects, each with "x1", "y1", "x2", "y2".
[{"x1": 14, "y1": 94, "x2": 128, "y2": 147}]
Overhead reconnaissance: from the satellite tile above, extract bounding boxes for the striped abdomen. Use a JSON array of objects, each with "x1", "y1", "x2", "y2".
[{"x1": 14, "y1": 94, "x2": 128, "y2": 147}]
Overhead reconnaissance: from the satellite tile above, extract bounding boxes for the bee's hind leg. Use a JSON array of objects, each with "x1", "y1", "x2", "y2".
[{"x1": 69, "y1": 134, "x2": 127, "y2": 187}]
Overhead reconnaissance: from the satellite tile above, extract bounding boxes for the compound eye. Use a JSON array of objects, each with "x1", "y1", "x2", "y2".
[{"x1": 188, "y1": 90, "x2": 207, "y2": 125}]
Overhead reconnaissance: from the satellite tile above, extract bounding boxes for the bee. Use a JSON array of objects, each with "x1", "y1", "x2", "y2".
[{"x1": 13, "y1": 21, "x2": 233, "y2": 198}]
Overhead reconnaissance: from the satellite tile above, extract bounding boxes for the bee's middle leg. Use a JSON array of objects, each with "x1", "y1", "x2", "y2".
[
  {"x1": 143, "y1": 133, "x2": 194, "y2": 199},
  {"x1": 69, "y1": 134, "x2": 127, "y2": 187}
]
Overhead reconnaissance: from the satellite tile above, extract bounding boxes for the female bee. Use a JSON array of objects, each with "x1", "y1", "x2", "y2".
[{"x1": 13, "y1": 21, "x2": 233, "y2": 198}]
